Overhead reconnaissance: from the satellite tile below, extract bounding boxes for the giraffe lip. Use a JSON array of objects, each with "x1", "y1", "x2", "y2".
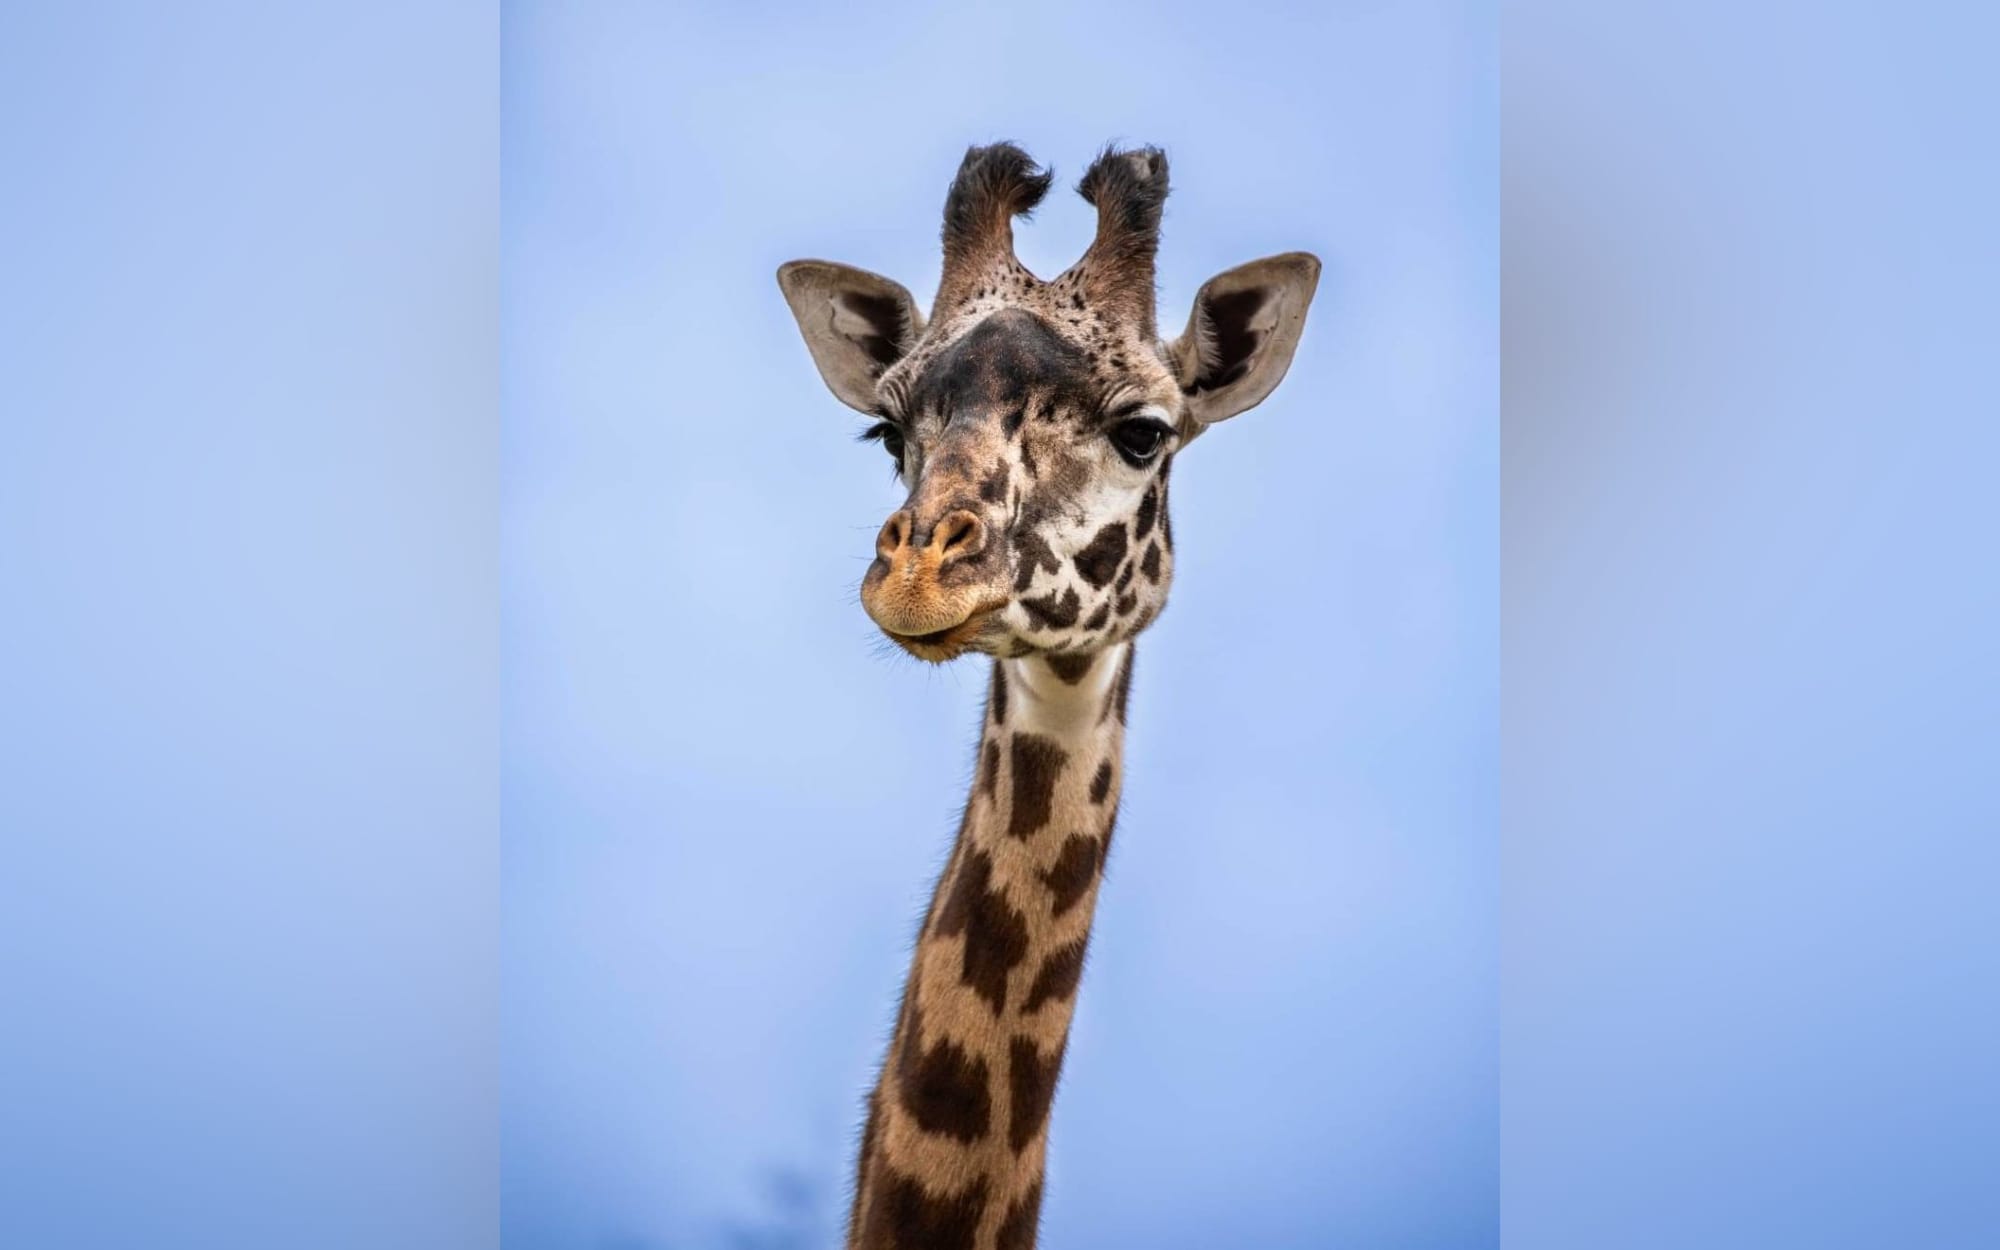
[
  {"x1": 878, "y1": 599, "x2": 1008, "y2": 660},
  {"x1": 878, "y1": 613, "x2": 979, "y2": 644}
]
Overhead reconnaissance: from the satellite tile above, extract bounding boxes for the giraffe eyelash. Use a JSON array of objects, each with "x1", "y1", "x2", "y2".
[{"x1": 860, "y1": 420, "x2": 907, "y2": 477}]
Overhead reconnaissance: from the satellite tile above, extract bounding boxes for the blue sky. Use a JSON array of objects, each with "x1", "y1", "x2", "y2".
[
  {"x1": 11, "y1": 4, "x2": 2000, "y2": 1250},
  {"x1": 503, "y1": 2, "x2": 1495, "y2": 1245}
]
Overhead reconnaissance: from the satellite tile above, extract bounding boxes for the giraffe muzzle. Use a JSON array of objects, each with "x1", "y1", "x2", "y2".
[{"x1": 861, "y1": 506, "x2": 1007, "y2": 656}]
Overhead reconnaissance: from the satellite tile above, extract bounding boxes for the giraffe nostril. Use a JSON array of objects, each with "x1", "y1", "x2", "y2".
[
  {"x1": 876, "y1": 511, "x2": 913, "y2": 559},
  {"x1": 932, "y1": 510, "x2": 987, "y2": 566}
]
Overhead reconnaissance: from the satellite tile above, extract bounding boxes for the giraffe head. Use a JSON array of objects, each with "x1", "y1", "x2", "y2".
[{"x1": 779, "y1": 143, "x2": 1319, "y2": 664}]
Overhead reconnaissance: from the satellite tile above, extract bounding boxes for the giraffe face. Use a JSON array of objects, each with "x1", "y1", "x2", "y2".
[
  {"x1": 778, "y1": 144, "x2": 1320, "y2": 665},
  {"x1": 854, "y1": 304, "x2": 1181, "y2": 663}
]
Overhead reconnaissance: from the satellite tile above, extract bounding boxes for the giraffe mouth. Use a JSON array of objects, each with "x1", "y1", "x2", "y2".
[{"x1": 880, "y1": 600, "x2": 1006, "y2": 662}]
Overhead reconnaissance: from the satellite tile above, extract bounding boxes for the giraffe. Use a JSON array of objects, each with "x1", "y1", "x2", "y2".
[{"x1": 777, "y1": 143, "x2": 1320, "y2": 1250}]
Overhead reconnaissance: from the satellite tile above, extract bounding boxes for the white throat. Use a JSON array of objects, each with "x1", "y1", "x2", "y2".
[{"x1": 1002, "y1": 643, "x2": 1130, "y2": 739}]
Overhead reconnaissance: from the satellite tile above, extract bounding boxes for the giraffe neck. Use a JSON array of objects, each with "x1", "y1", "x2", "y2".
[{"x1": 848, "y1": 644, "x2": 1135, "y2": 1250}]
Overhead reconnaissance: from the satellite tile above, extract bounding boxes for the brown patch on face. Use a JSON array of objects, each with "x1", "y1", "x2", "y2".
[
  {"x1": 1088, "y1": 760, "x2": 1113, "y2": 804},
  {"x1": 1022, "y1": 586, "x2": 1081, "y2": 631},
  {"x1": 934, "y1": 848, "x2": 1029, "y2": 1016},
  {"x1": 906, "y1": 308, "x2": 1092, "y2": 419},
  {"x1": 895, "y1": 998, "x2": 993, "y2": 1142},
  {"x1": 1021, "y1": 937, "x2": 1089, "y2": 1014},
  {"x1": 862, "y1": 1170, "x2": 988, "y2": 1250},
  {"x1": 1134, "y1": 483, "x2": 1159, "y2": 539},
  {"x1": 995, "y1": 1180, "x2": 1044, "y2": 1250},
  {"x1": 1139, "y1": 541, "x2": 1162, "y2": 582},
  {"x1": 1072, "y1": 521, "x2": 1128, "y2": 589},
  {"x1": 1007, "y1": 1036, "x2": 1066, "y2": 1154},
  {"x1": 1083, "y1": 602, "x2": 1111, "y2": 631},
  {"x1": 1007, "y1": 735, "x2": 1067, "y2": 839},
  {"x1": 1013, "y1": 529, "x2": 1061, "y2": 594},
  {"x1": 978, "y1": 461, "x2": 1011, "y2": 504},
  {"x1": 1042, "y1": 653, "x2": 1094, "y2": 684},
  {"x1": 1038, "y1": 834, "x2": 1100, "y2": 918}
]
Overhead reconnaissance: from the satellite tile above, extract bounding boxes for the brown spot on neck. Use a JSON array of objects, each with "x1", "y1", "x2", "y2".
[
  {"x1": 858, "y1": 1170, "x2": 987, "y2": 1250},
  {"x1": 895, "y1": 997, "x2": 993, "y2": 1142},
  {"x1": 1007, "y1": 1037, "x2": 1065, "y2": 1154},
  {"x1": 933, "y1": 848, "x2": 1029, "y2": 1016},
  {"x1": 1006, "y1": 734, "x2": 1067, "y2": 839},
  {"x1": 1038, "y1": 834, "x2": 1101, "y2": 918},
  {"x1": 1021, "y1": 938, "x2": 1088, "y2": 1015},
  {"x1": 995, "y1": 1180, "x2": 1044, "y2": 1250}
]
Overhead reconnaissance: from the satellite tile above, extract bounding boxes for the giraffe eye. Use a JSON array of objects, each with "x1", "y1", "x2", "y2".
[
  {"x1": 1109, "y1": 417, "x2": 1170, "y2": 467},
  {"x1": 861, "y1": 420, "x2": 906, "y2": 466}
]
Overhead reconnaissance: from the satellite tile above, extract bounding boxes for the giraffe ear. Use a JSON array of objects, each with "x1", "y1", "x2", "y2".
[
  {"x1": 776, "y1": 260, "x2": 926, "y2": 414},
  {"x1": 1166, "y1": 252, "x2": 1321, "y2": 428}
]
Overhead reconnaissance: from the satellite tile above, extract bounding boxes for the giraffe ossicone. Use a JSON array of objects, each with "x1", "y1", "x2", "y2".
[{"x1": 778, "y1": 142, "x2": 1319, "y2": 1250}]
